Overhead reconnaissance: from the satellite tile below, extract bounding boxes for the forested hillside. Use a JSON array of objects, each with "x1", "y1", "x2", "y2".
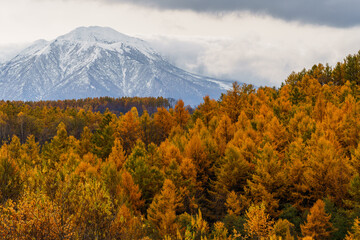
[
  {"x1": 0, "y1": 96, "x2": 173, "y2": 144},
  {"x1": 3, "y1": 52, "x2": 360, "y2": 239}
]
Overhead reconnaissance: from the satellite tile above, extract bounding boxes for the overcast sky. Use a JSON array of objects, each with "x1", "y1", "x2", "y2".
[{"x1": 1, "y1": 0, "x2": 360, "y2": 87}]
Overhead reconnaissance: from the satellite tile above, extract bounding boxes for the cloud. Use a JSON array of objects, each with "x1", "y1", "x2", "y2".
[
  {"x1": 143, "y1": 18, "x2": 360, "y2": 87},
  {"x1": 88, "y1": 0, "x2": 360, "y2": 27}
]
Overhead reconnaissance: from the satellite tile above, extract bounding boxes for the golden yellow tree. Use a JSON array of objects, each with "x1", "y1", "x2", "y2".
[
  {"x1": 197, "y1": 95, "x2": 218, "y2": 127},
  {"x1": 174, "y1": 99, "x2": 190, "y2": 128},
  {"x1": 300, "y1": 199, "x2": 334, "y2": 240},
  {"x1": 107, "y1": 138, "x2": 126, "y2": 171},
  {"x1": 244, "y1": 203, "x2": 274, "y2": 239},
  {"x1": 77, "y1": 126, "x2": 93, "y2": 157},
  {"x1": 154, "y1": 107, "x2": 176, "y2": 143},
  {"x1": 179, "y1": 157, "x2": 198, "y2": 214},
  {"x1": 116, "y1": 108, "x2": 141, "y2": 154},
  {"x1": 109, "y1": 204, "x2": 145, "y2": 239},
  {"x1": 214, "y1": 114, "x2": 235, "y2": 155},
  {"x1": 158, "y1": 139, "x2": 183, "y2": 168},
  {"x1": 147, "y1": 179, "x2": 180, "y2": 238},
  {"x1": 225, "y1": 191, "x2": 249, "y2": 217},
  {"x1": 20, "y1": 135, "x2": 40, "y2": 168},
  {"x1": 303, "y1": 134, "x2": 353, "y2": 206},
  {"x1": 116, "y1": 170, "x2": 144, "y2": 213},
  {"x1": 246, "y1": 144, "x2": 287, "y2": 217},
  {"x1": 185, "y1": 134, "x2": 210, "y2": 189}
]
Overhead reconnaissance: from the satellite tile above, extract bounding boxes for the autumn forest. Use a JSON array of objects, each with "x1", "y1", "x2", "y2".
[{"x1": 3, "y1": 52, "x2": 360, "y2": 239}]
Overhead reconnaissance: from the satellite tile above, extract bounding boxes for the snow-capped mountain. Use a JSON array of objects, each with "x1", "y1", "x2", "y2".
[{"x1": 0, "y1": 26, "x2": 234, "y2": 106}]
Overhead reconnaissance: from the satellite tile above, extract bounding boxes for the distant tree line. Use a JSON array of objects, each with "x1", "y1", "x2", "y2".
[
  {"x1": 22, "y1": 96, "x2": 176, "y2": 115},
  {"x1": 0, "y1": 96, "x2": 180, "y2": 144}
]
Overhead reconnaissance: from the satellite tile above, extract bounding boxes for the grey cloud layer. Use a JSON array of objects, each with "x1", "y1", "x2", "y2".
[{"x1": 99, "y1": 0, "x2": 359, "y2": 27}]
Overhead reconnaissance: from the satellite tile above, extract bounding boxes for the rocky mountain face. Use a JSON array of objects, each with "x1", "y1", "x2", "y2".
[{"x1": 0, "y1": 26, "x2": 233, "y2": 106}]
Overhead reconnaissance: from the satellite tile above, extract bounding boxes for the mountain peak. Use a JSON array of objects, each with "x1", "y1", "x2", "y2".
[
  {"x1": 53, "y1": 26, "x2": 156, "y2": 57},
  {"x1": 57, "y1": 26, "x2": 139, "y2": 44}
]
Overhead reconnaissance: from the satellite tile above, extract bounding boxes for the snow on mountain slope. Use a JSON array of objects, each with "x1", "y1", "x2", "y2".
[{"x1": 0, "y1": 26, "x2": 234, "y2": 106}]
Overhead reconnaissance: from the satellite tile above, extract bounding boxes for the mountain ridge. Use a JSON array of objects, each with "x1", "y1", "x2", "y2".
[{"x1": 0, "y1": 26, "x2": 234, "y2": 106}]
